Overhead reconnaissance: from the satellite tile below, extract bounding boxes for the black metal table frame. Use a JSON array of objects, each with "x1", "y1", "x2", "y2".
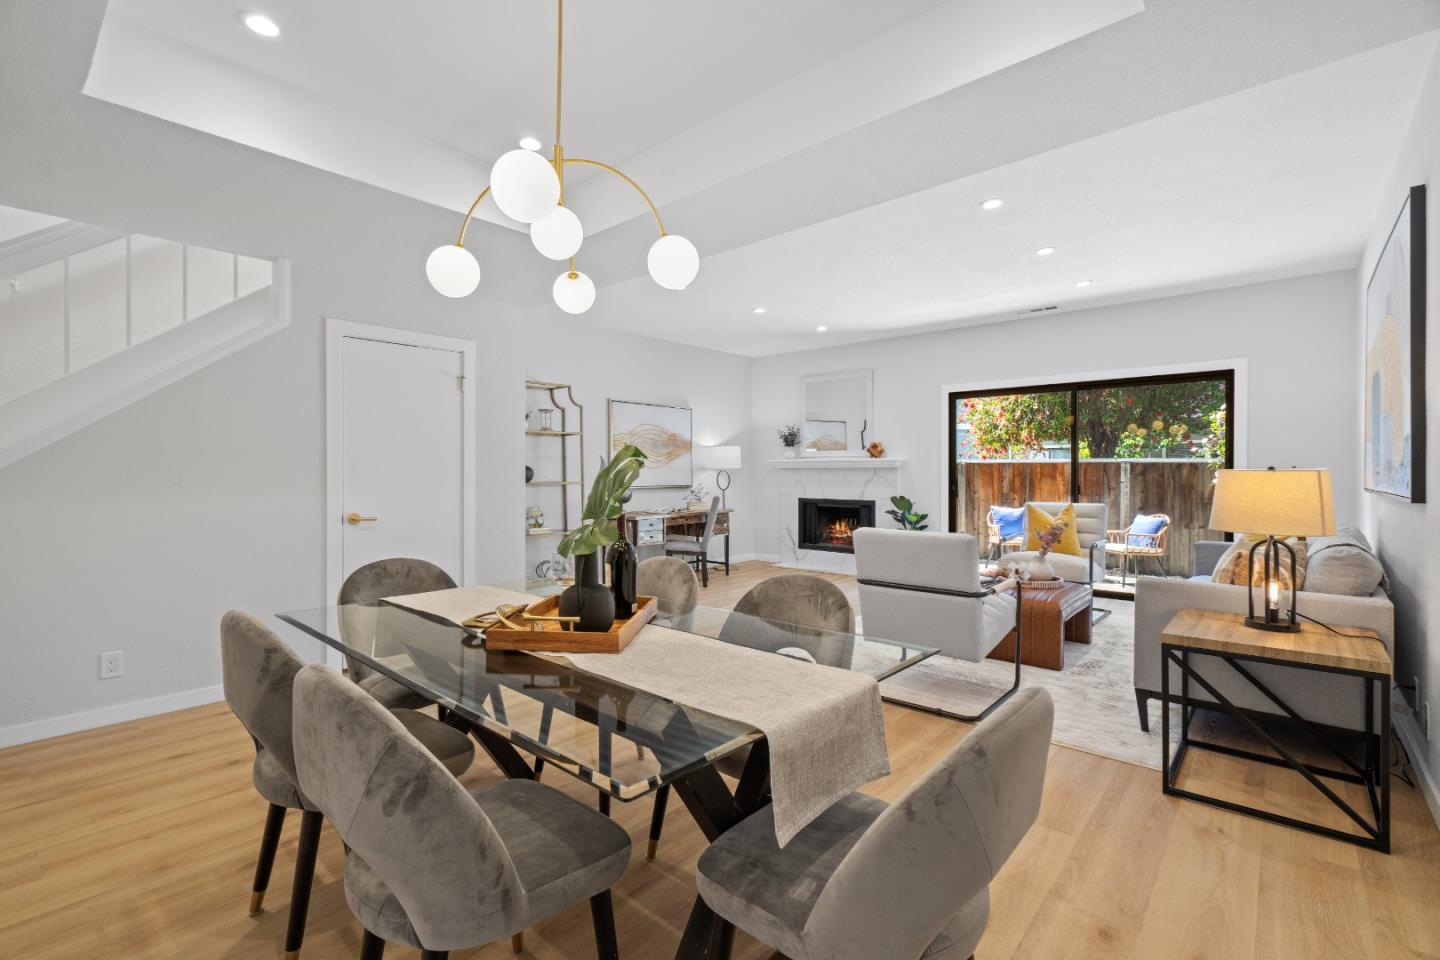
[{"x1": 1160, "y1": 642, "x2": 1390, "y2": 854}]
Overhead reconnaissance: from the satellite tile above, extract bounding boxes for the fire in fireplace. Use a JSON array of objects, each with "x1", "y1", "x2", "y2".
[{"x1": 798, "y1": 498, "x2": 876, "y2": 554}]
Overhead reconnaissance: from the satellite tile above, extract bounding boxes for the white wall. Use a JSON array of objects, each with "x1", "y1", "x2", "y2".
[
  {"x1": 523, "y1": 311, "x2": 755, "y2": 571},
  {"x1": 1359, "y1": 45, "x2": 1440, "y2": 819},
  {"x1": 749, "y1": 270, "x2": 1360, "y2": 559},
  {"x1": 0, "y1": 0, "x2": 534, "y2": 743}
]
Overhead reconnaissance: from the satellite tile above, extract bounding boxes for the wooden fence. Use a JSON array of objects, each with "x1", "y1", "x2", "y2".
[{"x1": 955, "y1": 459, "x2": 1222, "y2": 577}]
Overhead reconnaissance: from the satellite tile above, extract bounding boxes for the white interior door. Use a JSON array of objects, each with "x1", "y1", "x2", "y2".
[{"x1": 339, "y1": 335, "x2": 465, "y2": 584}]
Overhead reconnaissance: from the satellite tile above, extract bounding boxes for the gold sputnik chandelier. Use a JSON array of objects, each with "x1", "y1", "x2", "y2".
[{"x1": 425, "y1": 0, "x2": 698, "y2": 314}]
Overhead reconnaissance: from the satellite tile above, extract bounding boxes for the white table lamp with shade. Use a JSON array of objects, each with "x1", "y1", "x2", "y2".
[
  {"x1": 1207, "y1": 467, "x2": 1337, "y2": 632},
  {"x1": 699, "y1": 445, "x2": 742, "y2": 509}
]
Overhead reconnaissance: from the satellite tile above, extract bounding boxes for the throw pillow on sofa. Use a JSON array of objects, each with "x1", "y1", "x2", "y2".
[
  {"x1": 1304, "y1": 525, "x2": 1387, "y2": 596},
  {"x1": 1024, "y1": 503, "x2": 1082, "y2": 557},
  {"x1": 1212, "y1": 536, "x2": 1308, "y2": 589}
]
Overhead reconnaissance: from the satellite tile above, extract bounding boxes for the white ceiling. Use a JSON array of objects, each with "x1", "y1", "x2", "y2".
[{"x1": 82, "y1": 0, "x2": 1440, "y2": 356}]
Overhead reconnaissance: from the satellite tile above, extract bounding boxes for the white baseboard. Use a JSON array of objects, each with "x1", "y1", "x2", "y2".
[
  {"x1": 1396, "y1": 711, "x2": 1440, "y2": 830},
  {"x1": 740, "y1": 553, "x2": 780, "y2": 564},
  {"x1": 0, "y1": 684, "x2": 226, "y2": 749}
]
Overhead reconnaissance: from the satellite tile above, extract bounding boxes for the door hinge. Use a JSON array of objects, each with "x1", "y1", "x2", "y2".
[{"x1": 457, "y1": 375, "x2": 466, "y2": 392}]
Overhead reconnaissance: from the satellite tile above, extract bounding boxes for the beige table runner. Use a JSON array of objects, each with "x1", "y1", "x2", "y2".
[{"x1": 383, "y1": 584, "x2": 891, "y2": 846}]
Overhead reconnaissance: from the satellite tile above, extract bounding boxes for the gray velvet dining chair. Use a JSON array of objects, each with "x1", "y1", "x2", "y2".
[
  {"x1": 291, "y1": 664, "x2": 633, "y2": 960},
  {"x1": 695, "y1": 687, "x2": 1054, "y2": 960},
  {"x1": 647, "y1": 574, "x2": 854, "y2": 861},
  {"x1": 637, "y1": 555, "x2": 699, "y2": 631},
  {"x1": 664, "y1": 496, "x2": 721, "y2": 586},
  {"x1": 220, "y1": 611, "x2": 475, "y2": 960},
  {"x1": 338, "y1": 558, "x2": 457, "y2": 710}
]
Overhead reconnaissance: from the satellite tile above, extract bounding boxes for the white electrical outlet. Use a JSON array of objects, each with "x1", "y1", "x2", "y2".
[{"x1": 99, "y1": 650, "x2": 124, "y2": 679}]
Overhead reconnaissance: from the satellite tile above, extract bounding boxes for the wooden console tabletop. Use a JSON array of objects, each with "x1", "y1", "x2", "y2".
[{"x1": 1162, "y1": 608, "x2": 1388, "y2": 676}]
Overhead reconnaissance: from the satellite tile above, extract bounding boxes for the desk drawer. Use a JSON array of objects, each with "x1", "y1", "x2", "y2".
[{"x1": 634, "y1": 516, "x2": 666, "y2": 546}]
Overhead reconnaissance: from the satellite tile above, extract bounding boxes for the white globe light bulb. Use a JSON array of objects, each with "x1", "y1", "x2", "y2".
[
  {"x1": 552, "y1": 270, "x2": 596, "y2": 315},
  {"x1": 489, "y1": 149, "x2": 560, "y2": 224},
  {"x1": 647, "y1": 234, "x2": 699, "y2": 290},
  {"x1": 425, "y1": 244, "x2": 480, "y2": 298},
  {"x1": 530, "y1": 205, "x2": 584, "y2": 260}
]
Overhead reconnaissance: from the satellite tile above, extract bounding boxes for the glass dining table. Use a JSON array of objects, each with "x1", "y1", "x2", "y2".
[{"x1": 277, "y1": 578, "x2": 936, "y2": 958}]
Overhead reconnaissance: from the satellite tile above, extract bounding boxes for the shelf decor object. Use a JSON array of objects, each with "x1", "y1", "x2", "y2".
[
  {"x1": 424, "y1": 0, "x2": 700, "y2": 313},
  {"x1": 1208, "y1": 467, "x2": 1336, "y2": 632}
]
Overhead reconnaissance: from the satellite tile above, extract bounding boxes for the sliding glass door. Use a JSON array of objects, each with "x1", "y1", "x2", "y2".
[{"x1": 950, "y1": 371, "x2": 1233, "y2": 584}]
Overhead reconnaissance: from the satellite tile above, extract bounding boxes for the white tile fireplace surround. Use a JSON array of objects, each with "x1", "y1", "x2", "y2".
[{"x1": 770, "y1": 458, "x2": 904, "y2": 573}]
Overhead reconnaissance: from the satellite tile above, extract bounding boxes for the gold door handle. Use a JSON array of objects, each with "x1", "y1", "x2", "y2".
[{"x1": 346, "y1": 513, "x2": 378, "y2": 525}]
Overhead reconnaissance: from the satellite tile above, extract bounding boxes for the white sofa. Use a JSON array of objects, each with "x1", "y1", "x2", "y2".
[
  {"x1": 1133, "y1": 526, "x2": 1393, "y2": 733},
  {"x1": 1002, "y1": 501, "x2": 1107, "y2": 585}
]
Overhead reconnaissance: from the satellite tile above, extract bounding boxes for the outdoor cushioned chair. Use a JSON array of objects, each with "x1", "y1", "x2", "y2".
[
  {"x1": 855, "y1": 528, "x2": 1022, "y2": 722},
  {"x1": 220, "y1": 611, "x2": 474, "y2": 960},
  {"x1": 338, "y1": 558, "x2": 457, "y2": 710},
  {"x1": 986, "y1": 504, "x2": 1027, "y2": 559},
  {"x1": 647, "y1": 574, "x2": 854, "y2": 861},
  {"x1": 694, "y1": 687, "x2": 1054, "y2": 960},
  {"x1": 1104, "y1": 513, "x2": 1171, "y2": 586},
  {"x1": 291, "y1": 664, "x2": 631, "y2": 960}
]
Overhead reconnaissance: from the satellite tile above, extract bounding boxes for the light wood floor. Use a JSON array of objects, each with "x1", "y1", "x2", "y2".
[{"x1": 2, "y1": 562, "x2": 1437, "y2": 960}]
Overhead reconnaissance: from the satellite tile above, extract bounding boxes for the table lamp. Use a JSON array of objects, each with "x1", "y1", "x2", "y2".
[
  {"x1": 700, "y1": 445, "x2": 742, "y2": 509},
  {"x1": 1208, "y1": 467, "x2": 1336, "y2": 632}
]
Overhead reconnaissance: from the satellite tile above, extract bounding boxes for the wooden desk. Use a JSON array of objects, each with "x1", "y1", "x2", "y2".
[
  {"x1": 620, "y1": 507, "x2": 734, "y2": 575},
  {"x1": 1160, "y1": 608, "x2": 1390, "y2": 852}
]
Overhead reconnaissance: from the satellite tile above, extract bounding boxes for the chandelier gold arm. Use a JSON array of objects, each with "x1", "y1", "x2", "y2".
[
  {"x1": 455, "y1": 186, "x2": 491, "y2": 247},
  {"x1": 563, "y1": 158, "x2": 668, "y2": 236}
]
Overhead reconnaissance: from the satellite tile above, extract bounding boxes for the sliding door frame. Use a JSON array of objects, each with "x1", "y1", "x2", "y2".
[{"x1": 942, "y1": 360, "x2": 1244, "y2": 536}]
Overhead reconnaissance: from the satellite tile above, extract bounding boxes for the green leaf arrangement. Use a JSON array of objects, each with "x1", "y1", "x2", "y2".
[
  {"x1": 557, "y1": 444, "x2": 647, "y2": 557},
  {"x1": 885, "y1": 495, "x2": 930, "y2": 531}
]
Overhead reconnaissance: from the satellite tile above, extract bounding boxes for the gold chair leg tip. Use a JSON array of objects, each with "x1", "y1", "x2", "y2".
[
  {"x1": 284, "y1": 951, "x2": 300, "y2": 960},
  {"x1": 248, "y1": 891, "x2": 265, "y2": 915},
  {"x1": 646, "y1": 839, "x2": 658, "y2": 860}
]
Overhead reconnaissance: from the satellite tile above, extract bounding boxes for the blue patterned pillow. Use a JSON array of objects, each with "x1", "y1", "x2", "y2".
[
  {"x1": 1127, "y1": 514, "x2": 1167, "y2": 547},
  {"x1": 989, "y1": 505, "x2": 1026, "y2": 539}
]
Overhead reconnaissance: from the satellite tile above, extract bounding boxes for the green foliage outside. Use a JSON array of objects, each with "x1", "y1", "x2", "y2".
[{"x1": 960, "y1": 383, "x2": 1227, "y2": 462}]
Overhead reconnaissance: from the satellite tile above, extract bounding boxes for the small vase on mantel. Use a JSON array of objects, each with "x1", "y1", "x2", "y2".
[
  {"x1": 783, "y1": 447, "x2": 797, "y2": 459},
  {"x1": 558, "y1": 552, "x2": 616, "y2": 632}
]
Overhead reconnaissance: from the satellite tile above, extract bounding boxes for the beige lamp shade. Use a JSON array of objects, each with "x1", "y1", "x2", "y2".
[
  {"x1": 1208, "y1": 468, "x2": 1337, "y2": 537},
  {"x1": 699, "y1": 445, "x2": 743, "y2": 470}
]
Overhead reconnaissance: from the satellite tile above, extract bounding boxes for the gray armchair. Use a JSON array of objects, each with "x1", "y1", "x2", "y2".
[
  {"x1": 695, "y1": 687, "x2": 1054, "y2": 960},
  {"x1": 291, "y1": 664, "x2": 632, "y2": 960},
  {"x1": 338, "y1": 557, "x2": 457, "y2": 710},
  {"x1": 220, "y1": 612, "x2": 473, "y2": 959}
]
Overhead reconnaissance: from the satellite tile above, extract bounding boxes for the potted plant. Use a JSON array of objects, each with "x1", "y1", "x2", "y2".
[
  {"x1": 886, "y1": 495, "x2": 929, "y2": 530},
  {"x1": 777, "y1": 425, "x2": 801, "y2": 458},
  {"x1": 557, "y1": 444, "x2": 646, "y2": 631}
]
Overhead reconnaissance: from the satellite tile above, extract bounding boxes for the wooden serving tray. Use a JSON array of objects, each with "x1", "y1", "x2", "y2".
[{"x1": 482, "y1": 595, "x2": 657, "y2": 654}]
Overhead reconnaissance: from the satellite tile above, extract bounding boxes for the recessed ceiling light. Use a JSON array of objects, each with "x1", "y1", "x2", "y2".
[
  {"x1": 980, "y1": 198, "x2": 1004, "y2": 211},
  {"x1": 518, "y1": 136, "x2": 542, "y2": 151},
  {"x1": 1075, "y1": 279, "x2": 1093, "y2": 288},
  {"x1": 1036, "y1": 246, "x2": 1057, "y2": 257},
  {"x1": 243, "y1": 13, "x2": 280, "y2": 37},
  {"x1": 816, "y1": 325, "x2": 828, "y2": 332},
  {"x1": 753, "y1": 307, "x2": 767, "y2": 315}
]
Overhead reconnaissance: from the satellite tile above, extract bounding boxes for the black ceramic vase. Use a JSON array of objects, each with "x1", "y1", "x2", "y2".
[
  {"x1": 558, "y1": 552, "x2": 615, "y2": 632},
  {"x1": 609, "y1": 535, "x2": 638, "y2": 617}
]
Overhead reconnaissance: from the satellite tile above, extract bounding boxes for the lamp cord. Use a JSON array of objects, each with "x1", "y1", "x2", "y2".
[{"x1": 1295, "y1": 611, "x2": 1380, "y2": 641}]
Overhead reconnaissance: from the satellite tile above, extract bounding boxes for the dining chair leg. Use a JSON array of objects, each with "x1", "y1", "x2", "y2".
[
  {"x1": 359, "y1": 929, "x2": 386, "y2": 960},
  {"x1": 511, "y1": 932, "x2": 524, "y2": 954},
  {"x1": 598, "y1": 791, "x2": 611, "y2": 817},
  {"x1": 646, "y1": 784, "x2": 670, "y2": 860},
  {"x1": 700, "y1": 556, "x2": 709, "y2": 588},
  {"x1": 283, "y1": 809, "x2": 324, "y2": 959},
  {"x1": 590, "y1": 890, "x2": 620, "y2": 960},
  {"x1": 249, "y1": 803, "x2": 287, "y2": 914}
]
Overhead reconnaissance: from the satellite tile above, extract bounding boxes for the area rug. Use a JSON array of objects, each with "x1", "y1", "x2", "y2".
[{"x1": 877, "y1": 603, "x2": 1176, "y2": 770}]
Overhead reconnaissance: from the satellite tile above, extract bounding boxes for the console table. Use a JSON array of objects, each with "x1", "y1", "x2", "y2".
[
  {"x1": 620, "y1": 507, "x2": 734, "y2": 575},
  {"x1": 1160, "y1": 608, "x2": 1390, "y2": 853}
]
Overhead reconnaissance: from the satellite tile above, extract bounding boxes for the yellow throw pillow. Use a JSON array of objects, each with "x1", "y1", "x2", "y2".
[{"x1": 1025, "y1": 503, "x2": 1083, "y2": 557}]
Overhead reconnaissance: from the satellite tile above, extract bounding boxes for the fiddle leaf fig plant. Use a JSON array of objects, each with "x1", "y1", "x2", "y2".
[
  {"x1": 886, "y1": 495, "x2": 930, "y2": 531},
  {"x1": 558, "y1": 444, "x2": 647, "y2": 557}
]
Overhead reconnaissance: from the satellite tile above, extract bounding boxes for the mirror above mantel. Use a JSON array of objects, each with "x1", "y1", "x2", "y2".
[{"x1": 800, "y1": 370, "x2": 873, "y2": 457}]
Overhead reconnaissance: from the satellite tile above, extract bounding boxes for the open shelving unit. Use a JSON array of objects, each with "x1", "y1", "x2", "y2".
[{"x1": 525, "y1": 381, "x2": 585, "y2": 564}]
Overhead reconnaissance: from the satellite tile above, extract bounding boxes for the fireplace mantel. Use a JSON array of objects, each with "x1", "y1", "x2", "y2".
[{"x1": 767, "y1": 458, "x2": 904, "y2": 468}]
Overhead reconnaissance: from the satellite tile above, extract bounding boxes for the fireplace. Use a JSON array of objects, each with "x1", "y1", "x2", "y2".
[{"x1": 798, "y1": 498, "x2": 876, "y2": 553}]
